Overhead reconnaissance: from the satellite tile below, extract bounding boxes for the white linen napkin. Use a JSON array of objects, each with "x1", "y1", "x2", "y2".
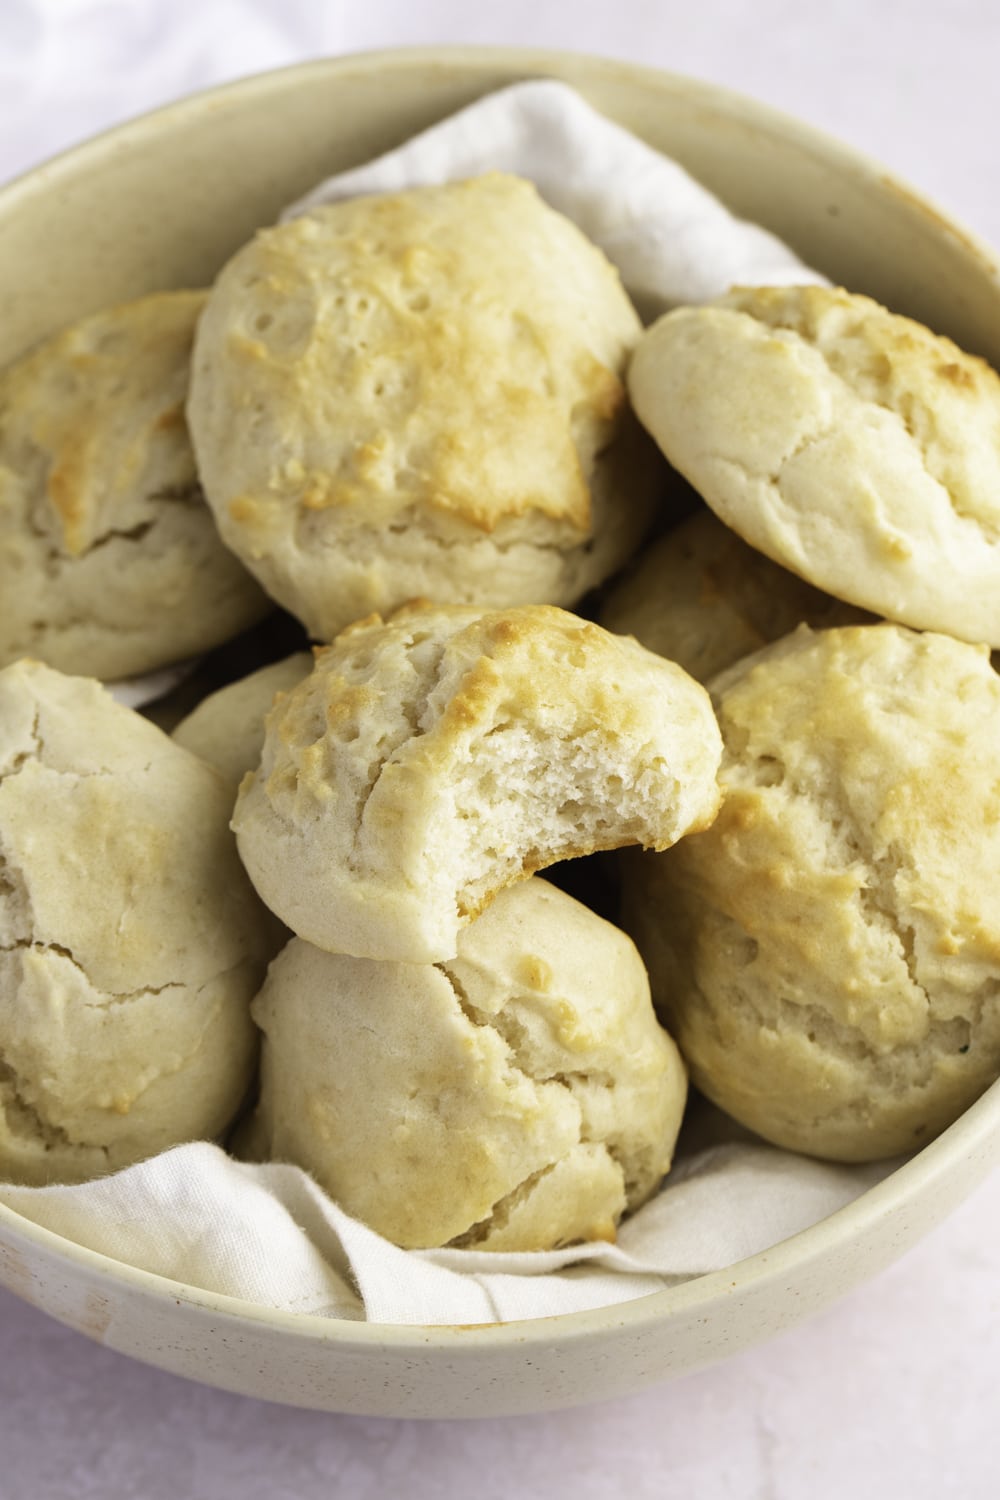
[
  {"x1": 107, "y1": 659, "x2": 197, "y2": 710},
  {"x1": 284, "y1": 78, "x2": 828, "y2": 317},
  {"x1": 0, "y1": 1137, "x2": 895, "y2": 1325},
  {"x1": 1, "y1": 83, "x2": 870, "y2": 1329}
]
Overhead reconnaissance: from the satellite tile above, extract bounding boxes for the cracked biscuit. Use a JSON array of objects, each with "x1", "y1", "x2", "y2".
[
  {"x1": 600, "y1": 508, "x2": 868, "y2": 682},
  {"x1": 187, "y1": 173, "x2": 659, "y2": 641},
  {"x1": 628, "y1": 284, "x2": 1000, "y2": 646},
  {"x1": 0, "y1": 291, "x2": 270, "y2": 680},
  {"x1": 624, "y1": 623, "x2": 1000, "y2": 1162},
  {"x1": 232, "y1": 602, "x2": 723, "y2": 964},
  {"x1": 242, "y1": 878, "x2": 687, "y2": 1250},
  {"x1": 0, "y1": 659, "x2": 282, "y2": 1184}
]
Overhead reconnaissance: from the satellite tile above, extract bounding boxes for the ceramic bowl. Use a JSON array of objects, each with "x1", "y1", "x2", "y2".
[{"x1": 2, "y1": 46, "x2": 999, "y2": 1419}]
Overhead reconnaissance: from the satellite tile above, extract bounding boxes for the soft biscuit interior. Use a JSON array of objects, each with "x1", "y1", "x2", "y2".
[{"x1": 233, "y1": 603, "x2": 723, "y2": 964}]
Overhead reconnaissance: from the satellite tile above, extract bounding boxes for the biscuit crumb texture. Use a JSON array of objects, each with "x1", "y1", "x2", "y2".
[
  {"x1": 625, "y1": 624, "x2": 1000, "y2": 1161},
  {"x1": 172, "y1": 651, "x2": 313, "y2": 788},
  {"x1": 233, "y1": 603, "x2": 723, "y2": 963},
  {"x1": 600, "y1": 508, "x2": 869, "y2": 682},
  {"x1": 0, "y1": 659, "x2": 281, "y2": 1184},
  {"x1": 0, "y1": 292, "x2": 269, "y2": 680},
  {"x1": 243, "y1": 879, "x2": 687, "y2": 1250},
  {"x1": 628, "y1": 284, "x2": 1000, "y2": 645},
  {"x1": 188, "y1": 174, "x2": 658, "y2": 640}
]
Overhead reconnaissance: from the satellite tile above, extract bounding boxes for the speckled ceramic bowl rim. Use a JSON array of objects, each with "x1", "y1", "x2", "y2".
[
  {"x1": 2, "y1": 45, "x2": 999, "y2": 1353},
  {"x1": 3, "y1": 1071, "x2": 998, "y2": 1345},
  {"x1": 4, "y1": 44, "x2": 998, "y2": 283}
]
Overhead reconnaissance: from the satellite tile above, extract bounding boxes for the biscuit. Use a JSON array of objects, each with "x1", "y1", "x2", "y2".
[
  {"x1": 172, "y1": 652, "x2": 313, "y2": 787},
  {"x1": 0, "y1": 659, "x2": 281, "y2": 1184},
  {"x1": 600, "y1": 508, "x2": 868, "y2": 681},
  {"x1": 628, "y1": 284, "x2": 1000, "y2": 645},
  {"x1": 232, "y1": 602, "x2": 723, "y2": 964},
  {"x1": 244, "y1": 878, "x2": 687, "y2": 1250},
  {"x1": 0, "y1": 291, "x2": 269, "y2": 679},
  {"x1": 624, "y1": 623, "x2": 1000, "y2": 1162},
  {"x1": 188, "y1": 174, "x2": 659, "y2": 641}
]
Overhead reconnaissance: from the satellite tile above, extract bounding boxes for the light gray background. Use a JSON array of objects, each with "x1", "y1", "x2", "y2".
[{"x1": 2, "y1": 2, "x2": 998, "y2": 1495}]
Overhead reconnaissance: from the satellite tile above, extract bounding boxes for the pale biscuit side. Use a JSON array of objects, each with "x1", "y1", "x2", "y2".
[
  {"x1": 246, "y1": 879, "x2": 687, "y2": 1250},
  {"x1": 172, "y1": 652, "x2": 313, "y2": 787},
  {"x1": 0, "y1": 292, "x2": 269, "y2": 678},
  {"x1": 600, "y1": 508, "x2": 868, "y2": 681},
  {"x1": 0, "y1": 660, "x2": 281, "y2": 1183}
]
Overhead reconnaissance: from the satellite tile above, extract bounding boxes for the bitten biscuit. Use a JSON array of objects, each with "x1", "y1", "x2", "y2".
[
  {"x1": 628, "y1": 284, "x2": 1000, "y2": 645},
  {"x1": 600, "y1": 509, "x2": 868, "y2": 681},
  {"x1": 244, "y1": 879, "x2": 687, "y2": 1250},
  {"x1": 188, "y1": 174, "x2": 659, "y2": 641},
  {"x1": 233, "y1": 603, "x2": 723, "y2": 964},
  {"x1": 624, "y1": 624, "x2": 1000, "y2": 1162},
  {"x1": 172, "y1": 652, "x2": 313, "y2": 787},
  {"x1": 0, "y1": 292, "x2": 269, "y2": 679},
  {"x1": 0, "y1": 659, "x2": 282, "y2": 1184}
]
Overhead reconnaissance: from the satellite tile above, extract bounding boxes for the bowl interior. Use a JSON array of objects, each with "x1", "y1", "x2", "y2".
[{"x1": 1, "y1": 45, "x2": 999, "y2": 1417}]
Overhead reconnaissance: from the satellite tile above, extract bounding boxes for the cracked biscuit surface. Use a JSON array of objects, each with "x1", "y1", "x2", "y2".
[
  {"x1": 232, "y1": 602, "x2": 723, "y2": 964},
  {"x1": 0, "y1": 659, "x2": 281, "y2": 1184},
  {"x1": 243, "y1": 878, "x2": 687, "y2": 1250},
  {"x1": 624, "y1": 623, "x2": 1000, "y2": 1162},
  {"x1": 188, "y1": 174, "x2": 658, "y2": 641},
  {"x1": 0, "y1": 291, "x2": 269, "y2": 679},
  {"x1": 628, "y1": 284, "x2": 1000, "y2": 645}
]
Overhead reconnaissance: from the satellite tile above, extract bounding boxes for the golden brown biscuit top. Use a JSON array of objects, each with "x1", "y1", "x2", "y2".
[
  {"x1": 0, "y1": 290, "x2": 207, "y2": 556},
  {"x1": 626, "y1": 622, "x2": 1000, "y2": 1162},
  {"x1": 191, "y1": 174, "x2": 641, "y2": 540},
  {"x1": 708, "y1": 623, "x2": 1000, "y2": 1000}
]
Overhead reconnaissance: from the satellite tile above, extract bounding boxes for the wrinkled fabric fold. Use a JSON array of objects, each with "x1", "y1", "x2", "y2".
[
  {"x1": 283, "y1": 79, "x2": 828, "y2": 317},
  {"x1": 0, "y1": 1139, "x2": 895, "y2": 1325}
]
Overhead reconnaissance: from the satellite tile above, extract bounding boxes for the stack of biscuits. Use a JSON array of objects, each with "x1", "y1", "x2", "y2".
[{"x1": 1, "y1": 170, "x2": 999, "y2": 1255}]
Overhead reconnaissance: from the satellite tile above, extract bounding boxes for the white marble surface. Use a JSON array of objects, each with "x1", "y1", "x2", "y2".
[{"x1": 1, "y1": 1, "x2": 999, "y2": 1494}]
